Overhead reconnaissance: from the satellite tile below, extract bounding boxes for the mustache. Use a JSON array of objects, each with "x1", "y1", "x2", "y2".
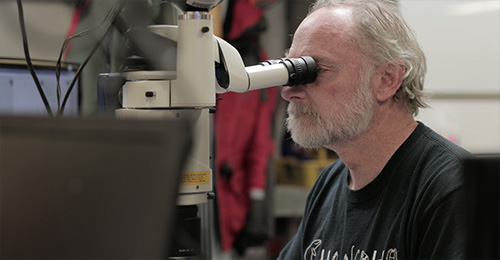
[{"x1": 287, "y1": 102, "x2": 317, "y2": 116}]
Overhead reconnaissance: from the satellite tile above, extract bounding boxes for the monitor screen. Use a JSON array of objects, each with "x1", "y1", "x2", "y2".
[
  {"x1": 0, "y1": 58, "x2": 79, "y2": 116},
  {"x1": 0, "y1": 116, "x2": 192, "y2": 259},
  {"x1": 464, "y1": 154, "x2": 500, "y2": 259}
]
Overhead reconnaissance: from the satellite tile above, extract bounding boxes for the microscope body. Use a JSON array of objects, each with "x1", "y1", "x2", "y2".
[
  {"x1": 116, "y1": 8, "x2": 318, "y2": 203},
  {"x1": 111, "y1": 6, "x2": 317, "y2": 257},
  {"x1": 117, "y1": 12, "x2": 215, "y2": 206}
]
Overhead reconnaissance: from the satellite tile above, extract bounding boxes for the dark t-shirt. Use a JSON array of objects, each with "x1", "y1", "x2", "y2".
[{"x1": 278, "y1": 122, "x2": 470, "y2": 260}]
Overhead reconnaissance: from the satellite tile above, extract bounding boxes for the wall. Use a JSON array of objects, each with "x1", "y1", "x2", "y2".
[
  {"x1": 0, "y1": 0, "x2": 73, "y2": 60},
  {"x1": 399, "y1": 0, "x2": 500, "y2": 154}
]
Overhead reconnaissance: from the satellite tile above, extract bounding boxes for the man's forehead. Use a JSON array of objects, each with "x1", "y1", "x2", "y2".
[
  {"x1": 303, "y1": 6, "x2": 355, "y2": 31},
  {"x1": 289, "y1": 6, "x2": 357, "y2": 56},
  {"x1": 292, "y1": 7, "x2": 356, "y2": 42}
]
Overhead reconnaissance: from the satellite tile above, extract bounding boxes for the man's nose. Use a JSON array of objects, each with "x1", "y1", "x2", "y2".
[{"x1": 281, "y1": 84, "x2": 307, "y2": 102}]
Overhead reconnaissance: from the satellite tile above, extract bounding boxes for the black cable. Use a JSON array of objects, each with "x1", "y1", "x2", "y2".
[
  {"x1": 55, "y1": 0, "x2": 121, "y2": 113},
  {"x1": 17, "y1": 0, "x2": 53, "y2": 117},
  {"x1": 57, "y1": 0, "x2": 125, "y2": 117}
]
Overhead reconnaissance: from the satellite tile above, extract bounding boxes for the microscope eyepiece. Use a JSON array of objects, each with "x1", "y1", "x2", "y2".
[
  {"x1": 238, "y1": 56, "x2": 318, "y2": 92},
  {"x1": 259, "y1": 56, "x2": 318, "y2": 87}
]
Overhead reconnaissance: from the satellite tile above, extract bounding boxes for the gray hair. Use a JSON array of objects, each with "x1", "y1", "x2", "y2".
[{"x1": 310, "y1": 0, "x2": 428, "y2": 115}]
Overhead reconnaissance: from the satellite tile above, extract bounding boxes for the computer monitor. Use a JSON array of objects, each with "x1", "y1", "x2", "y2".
[
  {"x1": 464, "y1": 154, "x2": 500, "y2": 259},
  {"x1": 0, "y1": 58, "x2": 80, "y2": 116},
  {"x1": 0, "y1": 116, "x2": 191, "y2": 259}
]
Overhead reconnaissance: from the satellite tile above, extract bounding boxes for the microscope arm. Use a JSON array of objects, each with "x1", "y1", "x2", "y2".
[{"x1": 213, "y1": 37, "x2": 318, "y2": 93}]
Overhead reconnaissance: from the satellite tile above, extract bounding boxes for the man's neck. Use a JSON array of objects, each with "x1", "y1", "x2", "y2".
[{"x1": 326, "y1": 110, "x2": 418, "y2": 190}]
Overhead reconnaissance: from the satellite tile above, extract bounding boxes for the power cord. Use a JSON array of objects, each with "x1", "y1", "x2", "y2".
[
  {"x1": 56, "y1": 0, "x2": 126, "y2": 116},
  {"x1": 16, "y1": 0, "x2": 125, "y2": 117},
  {"x1": 57, "y1": 0, "x2": 125, "y2": 117},
  {"x1": 16, "y1": 0, "x2": 53, "y2": 117}
]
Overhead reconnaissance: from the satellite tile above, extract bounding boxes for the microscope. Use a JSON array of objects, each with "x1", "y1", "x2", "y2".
[{"x1": 99, "y1": 0, "x2": 318, "y2": 257}]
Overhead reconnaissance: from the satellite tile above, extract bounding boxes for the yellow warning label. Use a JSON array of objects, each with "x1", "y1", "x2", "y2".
[{"x1": 180, "y1": 171, "x2": 210, "y2": 186}]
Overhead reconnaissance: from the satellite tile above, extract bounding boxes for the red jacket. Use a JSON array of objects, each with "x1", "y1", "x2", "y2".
[
  {"x1": 215, "y1": 0, "x2": 279, "y2": 252},
  {"x1": 215, "y1": 87, "x2": 278, "y2": 251}
]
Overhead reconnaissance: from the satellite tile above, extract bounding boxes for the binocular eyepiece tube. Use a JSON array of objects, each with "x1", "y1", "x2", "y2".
[
  {"x1": 258, "y1": 56, "x2": 318, "y2": 87},
  {"x1": 242, "y1": 56, "x2": 318, "y2": 92}
]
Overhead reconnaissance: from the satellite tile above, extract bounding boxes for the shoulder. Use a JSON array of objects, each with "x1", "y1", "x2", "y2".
[
  {"x1": 412, "y1": 122, "x2": 470, "y2": 162},
  {"x1": 302, "y1": 159, "x2": 346, "y2": 210},
  {"x1": 402, "y1": 122, "x2": 470, "y2": 217},
  {"x1": 403, "y1": 122, "x2": 470, "y2": 182},
  {"x1": 310, "y1": 159, "x2": 346, "y2": 192}
]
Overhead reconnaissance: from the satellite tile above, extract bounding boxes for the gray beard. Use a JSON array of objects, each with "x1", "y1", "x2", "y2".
[{"x1": 285, "y1": 84, "x2": 375, "y2": 149}]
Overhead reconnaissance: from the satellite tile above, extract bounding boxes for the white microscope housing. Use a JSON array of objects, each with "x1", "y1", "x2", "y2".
[{"x1": 116, "y1": 9, "x2": 317, "y2": 206}]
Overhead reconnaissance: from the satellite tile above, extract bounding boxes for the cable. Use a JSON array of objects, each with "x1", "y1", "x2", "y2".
[
  {"x1": 56, "y1": 0, "x2": 89, "y2": 110},
  {"x1": 17, "y1": 0, "x2": 53, "y2": 117},
  {"x1": 58, "y1": 0, "x2": 124, "y2": 117},
  {"x1": 56, "y1": 0, "x2": 123, "y2": 116},
  {"x1": 62, "y1": 0, "x2": 89, "y2": 61}
]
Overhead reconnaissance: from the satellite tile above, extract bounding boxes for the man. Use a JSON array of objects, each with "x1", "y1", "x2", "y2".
[{"x1": 278, "y1": 0, "x2": 469, "y2": 259}]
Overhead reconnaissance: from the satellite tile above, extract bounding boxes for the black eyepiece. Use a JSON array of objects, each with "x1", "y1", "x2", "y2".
[{"x1": 260, "y1": 56, "x2": 318, "y2": 86}]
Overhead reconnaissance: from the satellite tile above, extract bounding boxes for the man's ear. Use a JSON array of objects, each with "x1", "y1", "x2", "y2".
[{"x1": 375, "y1": 60, "x2": 405, "y2": 102}]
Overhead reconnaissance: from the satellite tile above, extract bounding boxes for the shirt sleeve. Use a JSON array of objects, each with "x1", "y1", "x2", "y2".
[
  {"x1": 277, "y1": 163, "x2": 340, "y2": 260},
  {"x1": 413, "y1": 186, "x2": 466, "y2": 259},
  {"x1": 277, "y1": 222, "x2": 305, "y2": 260}
]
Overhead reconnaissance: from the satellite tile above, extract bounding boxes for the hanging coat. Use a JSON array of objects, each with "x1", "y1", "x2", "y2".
[
  {"x1": 215, "y1": 87, "x2": 278, "y2": 252},
  {"x1": 215, "y1": 0, "x2": 279, "y2": 252}
]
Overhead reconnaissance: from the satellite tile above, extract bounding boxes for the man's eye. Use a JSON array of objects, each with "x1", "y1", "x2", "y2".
[
  {"x1": 317, "y1": 65, "x2": 338, "y2": 74},
  {"x1": 317, "y1": 67, "x2": 328, "y2": 73}
]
